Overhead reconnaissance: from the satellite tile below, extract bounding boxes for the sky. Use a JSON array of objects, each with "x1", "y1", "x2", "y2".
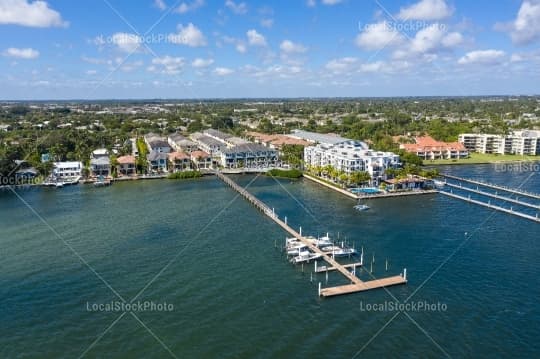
[{"x1": 0, "y1": 0, "x2": 539, "y2": 100}]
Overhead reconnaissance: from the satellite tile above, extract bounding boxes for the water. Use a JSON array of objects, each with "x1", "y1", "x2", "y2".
[{"x1": 1, "y1": 164, "x2": 539, "y2": 358}]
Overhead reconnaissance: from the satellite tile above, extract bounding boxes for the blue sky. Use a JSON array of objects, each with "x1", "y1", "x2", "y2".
[{"x1": 0, "y1": 0, "x2": 539, "y2": 99}]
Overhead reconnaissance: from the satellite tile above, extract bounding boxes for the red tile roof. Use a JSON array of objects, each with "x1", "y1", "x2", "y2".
[
  {"x1": 168, "y1": 151, "x2": 190, "y2": 161},
  {"x1": 401, "y1": 136, "x2": 466, "y2": 152},
  {"x1": 116, "y1": 155, "x2": 136, "y2": 164},
  {"x1": 190, "y1": 150, "x2": 210, "y2": 160}
]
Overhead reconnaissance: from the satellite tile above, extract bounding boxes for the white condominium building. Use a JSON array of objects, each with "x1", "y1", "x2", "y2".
[
  {"x1": 304, "y1": 140, "x2": 401, "y2": 184},
  {"x1": 459, "y1": 130, "x2": 540, "y2": 155}
]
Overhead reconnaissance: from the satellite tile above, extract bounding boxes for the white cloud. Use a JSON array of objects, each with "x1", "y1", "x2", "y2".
[
  {"x1": 397, "y1": 0, "x2": 453, "y2": 21},
  {"x1": 3, "y1": 47, "x2": 39, "y2": 59},
  {"x1": 149, "y1": 56, "x2": 185, "y2": 75},
  {"x1": 325, "y1": 57, "x2": 358, "y2": 74},
  {"x1": 0, "y1": 0, "x2": 68, "y2": 27},
  {"x1": 510, "y1": 0, "x2": 540, "y2": 45},
  {"x1": 225, "y1": 0, "x2": 247, "y2": 14},
  {"x1": 359, "y1": 61, "x2": 386, "y2": 73},
  {"x1": 458, "y1": 50, "x2": 506, "y2": 65},
  {"x1": 154, "y1": 0, "x2": 167, "y2": 10},
  {"x1": 410, "y1": 24, "x2": 463, "y2": 53},
  {"x1": 168, "y1": 23, "x2": 207, "y2": 47},
  {"x1": 260, "y1": 18, "x2": 273, "y2": 28},
  {"x1": 85, "y1": 70, "x2": 98, "y2": 75},
  {"x1": 247, "y1": 29, "x2": 267, "y2": 46},
  {"x1": 322, "y1": 0, "x2": 343, "y2": 5},
  {"x1": 176, "y1": 0, "x2": 204, "y2": 14},
  {"x1": 280, "y1": 40, "x2": 308, "y2": 54},
  {"x1": 192, "y1": 58, "x2": 214, "y2": 68},
  {"x1": 111, "y1": 33, "x2": 143, "y2": 53},
  {"x1": 355, "y1": 21, "x2": 404, "y2": 50},
  {"x1": 214, "y1": 67, "x2": 234, "y2": 76},
  {"x1": 306, "y1": 0, "x2": 316, "y2": 7}
]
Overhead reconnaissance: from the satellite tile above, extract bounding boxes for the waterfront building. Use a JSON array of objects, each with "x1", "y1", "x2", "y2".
[
  {"x1": 247, "y1": 131, "x2": 311, "y2": 150},
  {"x1": 168, "y1": 152, "x2": 192, "y2": 172},
  {"x1": 304, "y1": 140, "x2": 400, "y2": 185},
  {"x1": 147, "y1": 151, "x2": 168, "y2": 173},
  {"x1": 53, "y1": 162, "x2": 83, "y2": 179},
  {"x1": 288, "y1": 129, "x2": 353, "y2": 146},
  {"x1": 144, "y1": 133, "x2": 171, "y2": 153},
  {"x1": 168, "y1": 134, "x2": 198, "y2": 153},
  {"x1": 400, "y1": 136, "x2": 469, "y2": 160},
  {"x1": 191, "y1": 150, "x2": 213, "y2": 169},
  {"x1": 202, "y1": 129, "x2": 249, "y2": 148},
  {"x1": 116, "y1": 155, "x2": 136, "y2": 176},
  {"x1": 90, "y1": 149, "x2": 110, "y2": 177},
  {"x1": 220, "y1": 143, "x2": 279, "y2": 169},
  {"x1": 190, "y1": 133, "x2": 226, "y2": 157},
  {"x1": 459, "y1": 131, "x2": 540, "y2": 155}
]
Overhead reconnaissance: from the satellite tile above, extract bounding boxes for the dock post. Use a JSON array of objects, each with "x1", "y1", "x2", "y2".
[
  {"x1": 272, "y1": 207, "x2": 275, "y2": 217},
  {"x1": 360, "y1": 251, "x2": 364, "y2": 266},
  {"x1": 370, "y1": 260, "x2": 373, "y2": 273},
  {"x1": 372, "y1": 252, "x2": 375, "y2": 264},
  {"x1": 385, "y1": 258, "x2": 388, "y2": 271},
  {"x1": 325, "y1": 270, "x2": 328, "y2": 283},
  {"x1": 299, "y1": 226, "x2": 302, "y2": 236},
  {"x1": 403, "y1": 268, "x2": 407, "y2": 281},
  {"x1": 284, "y1": 216, "x2": 287, "y2": 225},
  {"x1": 302, "y1": 263, "x2": 304, "y2": 273},
  {"x1": 318, "y1": 282, "x2": 321, "y2": 297},
  {"x1": 310, "y1": 272, "x2": 313, "y2": 282},
  {"x1": 315, "y1": 261, "x2": 317, "y2": 272}
]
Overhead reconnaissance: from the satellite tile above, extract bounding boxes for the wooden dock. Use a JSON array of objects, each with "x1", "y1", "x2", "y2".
[
  {"x1": 441, "y1": 174, "x2": 540, "y2": 200},
  {"x1": 215, "y1": 171, "x2": 408, "y2": 297},
  {"x1": 314, "y1": 262, "x2": 363, "y2": 273},
  {"x1": 439, "y1": 191, "x2": 540, "y2": 223},
  {"x1": 444, "y1": 182, "x2": 540, "y2": 210}
]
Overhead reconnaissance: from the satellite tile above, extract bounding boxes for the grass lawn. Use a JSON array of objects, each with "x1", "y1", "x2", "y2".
[{"x1": 424, "y1": 153, "x2": 539, "y2": 166}]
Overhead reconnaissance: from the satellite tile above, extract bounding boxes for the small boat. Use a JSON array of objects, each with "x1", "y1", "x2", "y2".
[
  {"x1": 287, "y1": 245, "x2": 308, "y2": 256},
  {"x1": 433, "y1": 180, "x2": 446, "y2": 189},
  {"x1": 354, "y1": 204, "x2": 370, "y2": 211},
  {"x1": 290, "y1": 251, "x2": 322, "y2": 264},
  {"x1": 330, "y1": 248, "x2": 357, "y2": 258}
]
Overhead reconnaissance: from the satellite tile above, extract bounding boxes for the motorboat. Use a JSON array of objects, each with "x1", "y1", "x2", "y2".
[
  {"x1": 290, "y1": 251, "x2": 322, "y2": 264},
  {"x1": 354, "y1": 203, "x2": 370, "y2": 211}
]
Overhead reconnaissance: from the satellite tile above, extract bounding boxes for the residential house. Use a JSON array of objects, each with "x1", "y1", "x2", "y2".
[
  {"x1": 190, "y1": 133, "x2": 226, "y2": 157},
  {"x1": 168, "y1": 152, "x2": 192, "y2": 172},
  {"x1": 191, "y1": 150, "x2": 213, "y2": 170},
  {"x1": 53, "y1": 162, "x2": 83, "y2": 179},
  {"x1": 168, "y1": 133, "x2": 198, "y2": 153},
  {"x1": 400, "y1": 136, "x2": 469, "y2": 160},
  {"x1": 220, "y1": 143, "x2": 279, "y2": 169},
  {"x1": 116, "y1": 155, "x2": 136, "y2": 176},
  {"x1": 147, "y1": 151, "x2": 168, "y2": 173},
  {"x1": 459, "y1": 131, "x2": 540, "y2": 155},
  {"x1": 90, "y1": 148, "x2": 110, "y2": 177}
]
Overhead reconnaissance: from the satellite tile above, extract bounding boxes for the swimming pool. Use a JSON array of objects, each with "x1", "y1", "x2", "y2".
[{"x1": 350, "y1": 187, "x2": 380, "y2": 194}]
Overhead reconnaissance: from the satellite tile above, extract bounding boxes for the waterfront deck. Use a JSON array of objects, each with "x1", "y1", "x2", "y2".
[
  {"x1": 320, "y1": 275, "x2": 407, "y2": 297},
  {"x1": 215, "y1": 171, "x2": 407, "y2": 297}
]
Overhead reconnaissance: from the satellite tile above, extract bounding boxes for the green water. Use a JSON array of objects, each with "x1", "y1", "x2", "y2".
[{"x1": 1, "y1": 165, "x2": 539, "y2": 358}]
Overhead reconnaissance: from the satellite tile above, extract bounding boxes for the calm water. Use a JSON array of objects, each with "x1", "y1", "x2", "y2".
[{"x1": 1, "y1": 164, "x2": 539, "y2": 358}]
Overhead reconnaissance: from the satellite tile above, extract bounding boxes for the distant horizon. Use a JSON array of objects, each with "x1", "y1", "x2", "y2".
[{"x1": 2, "y1": 93, "x2": 540, "y2": 103}]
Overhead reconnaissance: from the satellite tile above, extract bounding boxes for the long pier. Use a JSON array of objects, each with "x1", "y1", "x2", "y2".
[
  {"x1": 444, "y1": 183, "x2": 540, "y2": 211},
  {"x1": 439, "y1": 191, "x2": 540, "y2": 223},
  {"x1": 215, "y1": 171, "x2": 407, "y2": 297},
  {"x1": 441, "y1": 174, "x2": 540, "y2": 200}
]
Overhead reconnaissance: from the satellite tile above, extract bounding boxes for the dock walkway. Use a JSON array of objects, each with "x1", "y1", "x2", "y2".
[
  {"x1": 441, "y1": 174, "x2": 540, "y2": 200},
  {"x1": 439, "y1": 191, "x2": 540, "y2": 223},
  {"x1": 215, "y1": 171, "x2": 407, "y2": 297},
  {"x1": 444, "y1": 182, "x2": 540, "y2": 210}
]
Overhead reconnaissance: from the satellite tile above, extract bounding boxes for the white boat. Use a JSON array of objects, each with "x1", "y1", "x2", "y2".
[
  {"x1": 354, "y1": 204, "x2": 370, "y2": 211},
  {"x1": 55, "y1": 182, "x2": 64, "y2": 188},
  {"x1": 330, "y1": 248, "x2": 358, "y2": 258},
  {"x1": 287, "y1": 245, "x2": 308, "y2": 256},
  {"x1": 290, "y1": 251, "x2": 322, "y2": 264},
  {"x1": 434, "y1": 180, "x2": 446, "y2": 189}
]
